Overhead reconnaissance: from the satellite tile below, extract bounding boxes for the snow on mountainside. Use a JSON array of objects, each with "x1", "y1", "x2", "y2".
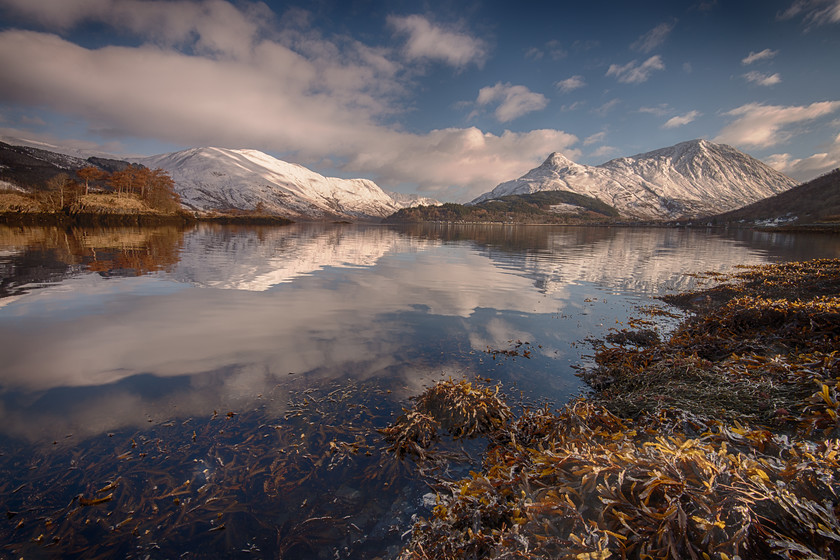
[
  {"x1": 471, "y1": 140, "x2": 797, "y2": 219},
  {"x1": 387, "y1": 190, "x2": 441, "y2": 208},
  {"x1": 138, "y1": 147, "x2": 407, "y2": 220}
]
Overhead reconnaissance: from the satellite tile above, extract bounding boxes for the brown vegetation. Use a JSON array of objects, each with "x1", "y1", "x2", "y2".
[
  {"x1": 393, "y1": 259, "x2": 840, "y2": 560},
  {"x1": 713, "y1": 168, "x2": 840, "y2": 226},
  {"x1": 0, "y1": 166, "x2": 182, "y2": 217}
]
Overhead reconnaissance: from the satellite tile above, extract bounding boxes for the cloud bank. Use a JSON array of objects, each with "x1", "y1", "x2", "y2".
[
  {"x1": 765, "y1": 131, "x2": 840, "y2": 181},
  {"x1": 0, "y1": 2, "x2": 579, "y2": 201},
  {"x1": 714, "y1": 100, "x2": 840, "y2": 148}
]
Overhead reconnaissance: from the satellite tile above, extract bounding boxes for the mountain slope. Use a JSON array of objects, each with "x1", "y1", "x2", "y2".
[
  {"x1": 0, "y1": 141, "x2": 131, "y2": 189},
  {"x1": 384, "y1": 190, "x2": 619, "y2": 224},
  {"x1": 138, "y1": 148, "x2": 396, "y2": 220},
  {"x1": 472, "y1": 140, "x2": 797, "y2": 219},
  {"x1": 138, "y1": 147, "x2": 436, "y2": 221},
  {"x1": 712, "y1": 168, "x2": 840, "y2": 225}
]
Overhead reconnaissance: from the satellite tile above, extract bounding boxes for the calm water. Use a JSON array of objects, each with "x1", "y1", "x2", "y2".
[{"x1": 1, "y1": 223, "x2": 838, "y2": 558}]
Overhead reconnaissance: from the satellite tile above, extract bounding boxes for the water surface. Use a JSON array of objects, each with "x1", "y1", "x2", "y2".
[{"x1": 1, "y1": 223, "x2": 837, "y2": 558}]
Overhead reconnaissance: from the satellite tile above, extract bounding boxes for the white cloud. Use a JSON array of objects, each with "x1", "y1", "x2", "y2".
[
  {"x1": 556, "y1": 75, "x2": 586, "y2": 93},
  {"x1": 584, "y1": 131, "x2": 606, "y2": 145},
  {"x1": 638, "y1": 104, "x2": 673, "y2": 116},
  {"x1": 778, "y1": 0, "x2": 840, "y2": 27},
  {"x1": 715, "y1": 101, "x2": 840, "y2": 148},
  {"x1": 0, "y1": 0, "x2": 271, "y2": 60},
  {"x1": 630, "y1": 21, "x2": 676, "y2": 53},
  {"x1": 0, "y1": 26, "x2": 575, "y2": 202},
  {"x1": 561, "y1": 101, "x2": 586, "y2": 112},
  {"x1": 592, "y1": 99, "x2": 621, "y2": 117},
  {"x1": 387, "y1": 14, "x2": 487, "y2": 68},
  {"x1": 743, "y1": 71, "x2": 782, "y2": 86},
  {"x1": 742, "y1": 48, "x2": 778, "y2": 65},
  {"x1": 662, "y1": 110, "x2": 701, "y2": 128},
  {"x1": 475, "y1": 82, "x2": 549, "y2": 123},
  {"x1": 765, "y1": 132, "x2": 840, "y2": 181},
  {"x1": 589, "y1": 145, "x2": 619, "y2": 159},
  {"x1": 606, "y1": 55, "x2": 665, "y2": 84}
]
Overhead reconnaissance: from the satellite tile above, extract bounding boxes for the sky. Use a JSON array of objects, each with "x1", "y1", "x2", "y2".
[{"x1": 0, "y1": 0, "x2": 838, "y2": 202}]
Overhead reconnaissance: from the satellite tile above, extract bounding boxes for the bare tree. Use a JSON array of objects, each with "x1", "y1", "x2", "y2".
[{"x1": 76, "y1": 166, "x2": 106, "y2": 195}]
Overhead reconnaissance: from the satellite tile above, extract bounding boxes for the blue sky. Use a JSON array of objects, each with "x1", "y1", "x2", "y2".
[{"x1": 0, "y1": 0, "x2": 838, "y2": 201}]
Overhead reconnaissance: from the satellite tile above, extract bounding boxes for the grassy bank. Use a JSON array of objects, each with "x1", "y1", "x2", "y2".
[
  {"x1": 0, "y1": 192, "x2": 293, "y2": 226},
  {"x1": 390, "y1": 259, "x2": 840, "y2": 560}
]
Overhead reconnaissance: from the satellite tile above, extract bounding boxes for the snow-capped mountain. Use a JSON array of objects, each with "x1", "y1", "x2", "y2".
[
  {"x1": 138, "y1": 147, "x2": 414, "y2": 220},
  {"x1": 386, "y1": 190, "x2": 440, "y2": 208},
  {"x1": 471, "y1": 140, "x2": 798, "y2": 219}
]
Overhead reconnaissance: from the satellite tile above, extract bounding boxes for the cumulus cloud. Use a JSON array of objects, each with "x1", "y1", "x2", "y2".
[
  {"x1": 0, "y1": 30, "x2": 570, "y2": 201},
  {"x1": 630, "y1": 21, "x2": 676, "y2": 53},
  {"x1": 0, "y1": 0, "x2": 271, "y2": 59},
  {"x1": 742, "y1": 71, "x2": 782, "y2": 86},
  {"x1": 742, "y1": 48, "x2": 778, "y2": 65},
  {"x1": 662, "y1": 110, "x2": 701, "y2": 128},
  {"x1": 606, "y1": 55, "x2": 665, "y2": 84},
  {"x1": 387, "y1": 14, "x2": 487, "y2": 68},
  {"x1": 778, "y1": 0, "x2": 840, "y2": 27},
  {"x1": 475, "y1": 82, "x2": 549, "y2": 123},
  {"x1": 555, "y1": 75, "x2": 586, "y2": 93},
  {"x1": 0, "y1": 3, "x2": 580, "y2": 201},
  {"x1": 589, "y1": 145, "x2": 619, "y2": 159},
  {"x1": 764, "y1": 132, "x2": 840, "y2": 181},
  {"x1": 714, "y1": 101, "x2": 840, "y2": 148}
]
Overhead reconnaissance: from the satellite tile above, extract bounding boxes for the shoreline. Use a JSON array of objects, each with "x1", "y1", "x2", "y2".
[
  {"x1": 394, "y1": 258, "x2": 840, "y2": 559},
  {"x1": 0, "y1": 211, "x2": 294, "y2": 227}
]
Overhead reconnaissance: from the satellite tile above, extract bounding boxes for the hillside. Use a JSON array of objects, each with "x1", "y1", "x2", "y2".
[
  {"x1": 0, "y1": 141, "x2": 132, "y2": 189},
  {"x1": 138, "y1": 147, "x2": 428, "y2": 221},
  {"x1": 712, "y1": 168, "x2": 840, "y2": 226},
  {"x1": 384, "y1": 190, "x2": 619, "y2": 224},
  {"x1": 472, "y1": 140, "x2": 797, "y2": 220}
]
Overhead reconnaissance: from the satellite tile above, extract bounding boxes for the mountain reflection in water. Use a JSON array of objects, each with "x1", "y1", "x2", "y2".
[{"x1": 1, "y1": 222, "x2": 838, "y2": 559}]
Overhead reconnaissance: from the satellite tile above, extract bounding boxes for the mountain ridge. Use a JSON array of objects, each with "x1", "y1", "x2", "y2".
[
  {"x1": 712, "y1": 167, "x2": 840, "y2": 226},
  {"x1": 472, "y1": 140, "x2": 797, "y2": 219},
  {"x1": 137, "y1": 147, "x2": 438, "y2": 221}
]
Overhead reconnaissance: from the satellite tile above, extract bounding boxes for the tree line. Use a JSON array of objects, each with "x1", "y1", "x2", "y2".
[{"x1": 42, "y1": 165, "x2": 182, "y2": 213}]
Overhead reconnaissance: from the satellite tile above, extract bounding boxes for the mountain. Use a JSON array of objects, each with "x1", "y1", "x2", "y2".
[
  {"x1": 384, "y1": 190, "x2": 620, "y2": 224},
  {"x1": 386, "y1": 190, "x2": 441, "y2": 208},
  {"x1": 712, "y1": 168, "x2": 840, "y2": 226},
  {"x1": 471, "y1": 140, "x2": 797, "y2": 220},
  {"x1": 137, "y1": 147, "x2": 422, "y2": 221},
  {"x1": 0, "y1": 141, "x2": 131, "y2": 190}
]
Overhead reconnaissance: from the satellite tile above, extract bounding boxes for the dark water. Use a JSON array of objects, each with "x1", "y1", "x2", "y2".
[{"x1": 0, "y1": 222, "x2": 838, "y2": 558}]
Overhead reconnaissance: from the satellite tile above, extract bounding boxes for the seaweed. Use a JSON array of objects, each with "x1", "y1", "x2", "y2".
[{"x1": 395, "y1": 259, "x2": 840, "y2": 560}]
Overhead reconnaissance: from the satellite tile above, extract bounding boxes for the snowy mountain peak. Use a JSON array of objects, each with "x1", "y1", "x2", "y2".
[
  {"x1": 138, "y1": 147, "x2": 431, "y2": 220},
  {"x1": 541, "y1": 151, "x2": 581, "y2": 171},
  {"x1": 472, "y1": 139, "x2": 797, "y2": 219}
]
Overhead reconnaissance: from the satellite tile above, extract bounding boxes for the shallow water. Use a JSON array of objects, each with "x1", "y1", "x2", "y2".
[{"x1": 0, "y1": 222, "x2": 838, "y2": 558}]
